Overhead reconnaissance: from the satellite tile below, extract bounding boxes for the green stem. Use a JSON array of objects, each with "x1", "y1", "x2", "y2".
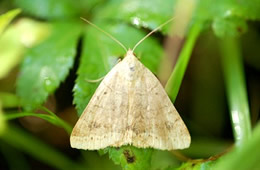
[
  {"x1": 4, "y1": 112, "x2": 72, "y2": 135},
  {"x1": 165, "y1": 21, "x2": 202, "y2": 102},
  {"x1": 0, "y1": 125, "x2": 85, "y2": 170},
  {"x1": 4, "y1": 113, "x2": 55, "y2": 121},
  {"x1": 40, "y1": 106, "x2": 73, "y2": 134},
  {"x1": 219, "y1": 37, "x2": 251, "y2": 145}
]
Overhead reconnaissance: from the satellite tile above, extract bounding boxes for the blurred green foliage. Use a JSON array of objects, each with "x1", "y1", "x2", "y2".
[
  {"x1": 0, "y1": 102, "x2": 6, "y2": 136},
  {"x1": 0, "y1": 8, "x2": 20, "y2": 35},
  {"x1": 0, "y1": 0, "x2": 259, "y2": 170},
  {"x1": 17, "y1": 21, "x2": 81, "y2": 111},
  {"x1": 0, "y1": 8, "x2": 21, "y2": 78}
]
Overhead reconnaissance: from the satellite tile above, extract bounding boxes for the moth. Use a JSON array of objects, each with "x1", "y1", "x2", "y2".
[{"x1": 70, "y1": 18, "x2": 191, "y2": 150}]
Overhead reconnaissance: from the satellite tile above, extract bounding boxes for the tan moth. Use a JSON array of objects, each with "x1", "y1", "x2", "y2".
[{"x1": 70, "y1": 18, "x2": 191, "y2": 150}]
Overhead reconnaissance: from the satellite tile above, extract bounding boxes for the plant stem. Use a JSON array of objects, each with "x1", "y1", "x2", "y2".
[
  {"x1": 4, "y1": 112, "x2": 72, "y2": 135},
  {"x1": 165, "y1": 21, "x2": 202, "y2": 102},
  {"x1": 0, "y1": 125, "x2": 84, "y2": 170},
  {"x1": 219, "y1": 37, "x2": 251, "y2": 145},
  {"x1": 40, "y1": 106, "x2": 73, "y2": 134}
]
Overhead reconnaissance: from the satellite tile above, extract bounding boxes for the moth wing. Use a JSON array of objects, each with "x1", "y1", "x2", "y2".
[
  {"x1": 129, "y1": 62, "x2": 191, "y2": 150},
  {"x1": 70, "y1": 62, "x2": 130, "y2": 150},
  {"x1": 71, "y1": 53, "x2": 190, "y2": 150}
]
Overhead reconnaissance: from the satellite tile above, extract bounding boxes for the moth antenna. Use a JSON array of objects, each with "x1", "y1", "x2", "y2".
[
  {"x1": 132, "y1": 17, "x2": 175, "y2": 52},
  {"x1": 81, "y1": 17, "x2": 128, "y2": 52}
]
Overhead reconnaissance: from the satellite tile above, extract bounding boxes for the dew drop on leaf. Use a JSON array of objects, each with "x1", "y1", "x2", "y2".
[
  {"x1": 40, "y1": 67, "x2": 57, "y2": 93},
  {"x1": 43, "y1": 77, "x2": 55, "y2": 93}
]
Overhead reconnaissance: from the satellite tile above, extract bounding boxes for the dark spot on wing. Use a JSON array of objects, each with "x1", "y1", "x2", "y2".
[
  {"x1": 123, "y1": 149, "x2": 135, "y2": 163},
  {"x1": 129, "y1": 66, "x2": 135, "y2": 71}
]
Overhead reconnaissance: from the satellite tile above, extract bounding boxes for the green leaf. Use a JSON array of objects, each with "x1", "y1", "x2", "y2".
[
  {"x1": 213, "y1": 123, "x2": 260, "y2": 170},
  {"x1": 77, "y1": 0, "x2": 106, "y2": 12},
  {"x1": 105, "y1": 146, "x2": 153, "y2": 170},
  {"x1": 95, "y1": 0, "x2": 175, "y2": 33},
  {"x1": 212, "y1": 17, "x2": 248, "y2": 37},
  {"x1": 195, "y1": 0, "x2": 260, "y2": 37},
  {"x1": 13, "y1": 0, "x2": 80, "y2": 19},
  {"x1": 219, "y1": 37, "x2": 251, "y2": 145},
  {"x1": 174, "y1": 160, "x2": 215, "y2": 170},
  {"x1": 231, "y1": 0, "x2": 260, "y2": 20},
  {"x1": 74, "y1": 21, "x2": 163, "y2": 115},
  {"x1": 0, "y1": 8, "x2": 21, "y2": 35},
  {"x1": 1, "y1": 125, "x2": 85, "y2": 170},
  {"x1": 17, "y1": 21, "x2": 81, "y2": 111},
  {"x1": 0, "y1": 18, "x2": 51, "y2": 79},
  {"x1": 196, "y1": 0, "x2": 260, "y2": 20},
  {"x1": 96, "y1": 0, "x2": 260, "y2": 37}
]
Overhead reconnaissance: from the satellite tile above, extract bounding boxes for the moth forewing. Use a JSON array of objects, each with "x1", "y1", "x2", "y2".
[{"x1": 70, "y1": 50, "x2": 190, "y2": 150}]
